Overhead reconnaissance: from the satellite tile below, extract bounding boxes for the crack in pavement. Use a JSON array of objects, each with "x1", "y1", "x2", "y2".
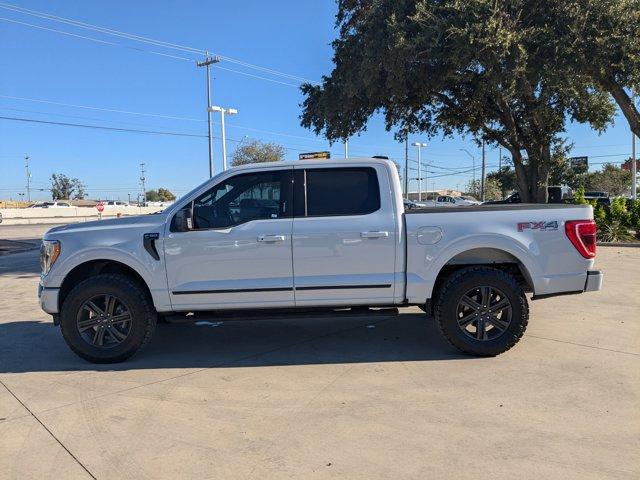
[{"x1": 0, "y1": 378, "x2": 97, "y2": 479}]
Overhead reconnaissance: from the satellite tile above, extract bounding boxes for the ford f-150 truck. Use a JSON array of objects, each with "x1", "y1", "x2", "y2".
[{"x1": 38, "y1": 158, "x2": 603, "y2": 363}]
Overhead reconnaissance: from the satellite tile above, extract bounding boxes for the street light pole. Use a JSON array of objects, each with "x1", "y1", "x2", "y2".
[
  {"x1": 197, "y1": 53, "x2": 220, "y2": 178},
  {"x1": 404, "y1": 138, "x2": 409, "y2": 199},
  {"x1": 344, "y1": 139, "x2": 349, "y2": 159},
  {"x1": 460, "y1": 148, "x2": 476, "y2": 195},
  {"x1": 24, "y1": 154, "x2": 31, "y2": 202},
  {"x1": 209, "y1": 105, "x2": 238, "y2": 171},
  {"x1": 481, "y1": 139, "x2": 486, "y2": 202},
  {"x1": 412, "y1": 142, "x2": 427, "y2": 201}
]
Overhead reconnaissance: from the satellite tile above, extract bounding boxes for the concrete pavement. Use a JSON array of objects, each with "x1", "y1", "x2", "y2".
[{"x1": 0, "y1": 224, "x2": 638, "y2": 479}]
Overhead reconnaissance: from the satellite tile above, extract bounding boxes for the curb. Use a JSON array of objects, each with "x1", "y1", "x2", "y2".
[{"x1": 598, "y1": 242, "x2": 640, "y2": 248}]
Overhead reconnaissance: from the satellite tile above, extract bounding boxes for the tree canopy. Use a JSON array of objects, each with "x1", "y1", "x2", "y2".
[
  {"x1": 301, "y1": 0, "x2": 618, "y2": 202},
  {"x1": 231, "y1": 139, "x2": 286, "y2": 166},
  {"x1": 50, "y1": 173, "x2": 86, "y2": 200},
  {"x1": 547, "y1": 0, "x2": 640, "y2": 137},
  {"x1": 146, "y1": 188, "x2": 176, "y2": 202}
]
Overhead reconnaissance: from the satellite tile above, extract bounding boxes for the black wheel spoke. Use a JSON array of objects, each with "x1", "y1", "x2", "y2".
[
  {"x1": 107, "y1": 327, "x2": 127, "y2": 342},
  {"x1": 92, "y1": 326, "x2": 106, "y2": 346},
  {"x1": 480, "y1": 286, "x2": 491, "y2": 308},
  {"x1": 77, "y1": 317, "x2": 101, "y2": 332},
  {"x1": 457, "y1": 311, "x2": 477, "y2": 329},
  {"x1": 460, "y1": 295, "x2": 482, "y2": 311},
  {"x1": 476, "y1": 318, "x2": 487, "y2": 340},
  {"x1": 105, "y1": 295, "x2": 117, "y2": 316},
  {"x1": 83, "y1": 301, "x2": 104, "y2": 317},
  {"x1": 110, "y1": 313, "x2": 131, "y2": 325},
  {"x1": 487, "y1": 314, "x2": 510, "y2": 331},
  {"x1": 490, "y1": 298, "x2": 510, "y2": 312}
]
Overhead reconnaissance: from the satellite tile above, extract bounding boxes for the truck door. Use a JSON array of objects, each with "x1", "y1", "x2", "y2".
[
  {"x1": 164, "y1": 168, "x2": 295, "y2": 310},
  {"x1": 291, "y1": 165, "x2": 397, "y2": 307}
]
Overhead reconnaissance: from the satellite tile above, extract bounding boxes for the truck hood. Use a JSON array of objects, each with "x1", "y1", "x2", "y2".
[{"x1": 44, "y1": 214, "x2": 168, "y2": 239}]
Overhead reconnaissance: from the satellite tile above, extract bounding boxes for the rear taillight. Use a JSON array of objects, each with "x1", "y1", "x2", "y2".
[{"x1": 565, "y1": 220, "x2": 596, "y2": 259}]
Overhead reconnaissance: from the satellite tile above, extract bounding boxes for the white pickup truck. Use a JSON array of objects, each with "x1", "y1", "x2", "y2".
[{"x1": 38, "y1": 158, "x2": 602, "y2": 363}]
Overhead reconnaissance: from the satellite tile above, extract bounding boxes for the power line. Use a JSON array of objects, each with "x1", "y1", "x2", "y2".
[
  {"x1": 0, "y1": 2, "x2": 319, "y2": 84},
  {"x1": 0, "y1": 115, "x2": 208, "y2": 137}
]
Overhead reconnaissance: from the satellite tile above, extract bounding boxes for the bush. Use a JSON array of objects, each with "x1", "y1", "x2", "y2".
[{"x1": 597, "y1": 219, "x2": 634, "y2": 243}]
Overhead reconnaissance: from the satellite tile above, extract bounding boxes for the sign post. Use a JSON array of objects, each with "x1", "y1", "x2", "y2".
[{"x1": 96, "y1": 201, "x2": 104, "y2": 220}]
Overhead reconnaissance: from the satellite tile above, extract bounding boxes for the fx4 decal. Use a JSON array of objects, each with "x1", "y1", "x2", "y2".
[{"x1": 517, "y1": 221, "x2": 559, "y2": 232}]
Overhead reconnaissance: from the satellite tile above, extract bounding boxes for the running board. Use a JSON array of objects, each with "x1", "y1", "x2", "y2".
[{"x1": 163, "y1": 306, "x2": 399, "y2": 324}]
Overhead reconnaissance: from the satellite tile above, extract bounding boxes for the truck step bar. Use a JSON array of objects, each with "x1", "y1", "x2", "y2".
[{"x1": 163, "y1": 306, "x2": 400, "y2": 323}]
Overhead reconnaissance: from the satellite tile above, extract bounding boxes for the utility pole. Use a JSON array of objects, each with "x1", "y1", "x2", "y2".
[
  {"x1": 197, "y1": 52, "x2": 221, "y2": 178},
  {"x1": 404, "y1": 138, "x2": 409, "y2": 199},
  {"x1": 481, "y1": 139, "x2": 486, "y2": 202},
  {"x1": 24, "y1": 154, "x2": 32, "y2": 202},
  {"x1": 344, "y1": 139, "x2": 349, "y2": 159},
  {"x1": 139, "y1": 162, "x2": 147, "y2": 206}
]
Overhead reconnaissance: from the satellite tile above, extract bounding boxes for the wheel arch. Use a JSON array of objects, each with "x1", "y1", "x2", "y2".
[
  {"x1": 58, "y1": 259, "x2": 153, "y2": 312},
  {"x1": 426, "y1": 247, "x2": 534, "y2": 314}
]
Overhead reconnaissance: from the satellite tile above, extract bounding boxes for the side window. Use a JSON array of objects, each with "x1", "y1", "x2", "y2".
[
  {"x1": 305, "y1": 167, "x2": 380, "y2": 216},
  {"x1": 190, "y1": 170, "x2": 291, "y2": 229}
]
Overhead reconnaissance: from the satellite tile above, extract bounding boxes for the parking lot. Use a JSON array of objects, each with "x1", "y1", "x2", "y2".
[{"x1": 0, "y1": 224, "x2": 638, "y2": 480}]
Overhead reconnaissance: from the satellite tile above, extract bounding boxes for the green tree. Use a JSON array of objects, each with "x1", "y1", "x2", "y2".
[
  {"x1": 487, "y1": 166, "x2": 517, "y2": 198},
  {"x1": 145, "y1": 188, "x2": 176, "y2": 202},
  {"x1": 546, "y1": 0, "x2": 640, "y2": 138},
  {"x1": 465, "y1": 178, "x2": 502, "y2": 201},
  {"x1": 231, "y1": 139, "x2": 286, "y2": 166},
  {"x1": 50, "y1": 173, "x2": 86, "y2": 200},
  {"x1": 585, "y1": 164, "x2": 632, "y2": 196},
  {"x1": 300, "y1": 0, "x2": 615, "y2": 202}
]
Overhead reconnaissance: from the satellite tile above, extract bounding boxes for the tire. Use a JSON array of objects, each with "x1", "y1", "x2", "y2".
[
  {"x1": 59, "y1": 273, "x2": 157, "y2": 363},
  {"x1": 434, "y1": 266, "x2": 528, "y2": 356}
]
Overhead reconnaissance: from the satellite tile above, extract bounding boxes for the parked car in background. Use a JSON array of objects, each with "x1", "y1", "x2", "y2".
[
  {"x1": 484, "y1": 186, "x2": 572, "y2": 205},
  {"x1": 584, "y1": 191, "x2": 612, "y2": 207},
  {"x1": 456, "y1": 196, "x2": 482, "y2": 205},
  {"x1": 39, "y1": 158, "x2": 602, "y2": 363},
  {"x1": 105, "y1": 201, "x2": 129, "y2": 206},
  {"x1": 28, "y1": 201, "x2": 72, "y2": 208}
]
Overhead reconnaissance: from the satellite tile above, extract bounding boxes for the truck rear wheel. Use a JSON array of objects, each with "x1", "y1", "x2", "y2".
[
  {"x1": 59, "y1": 274, "x2": 157, "y2": 363},
  {"x1": 434, "y1": 267, "x2": 528, "y2": 356}
]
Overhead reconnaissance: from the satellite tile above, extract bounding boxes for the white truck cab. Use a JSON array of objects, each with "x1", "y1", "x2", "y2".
[{"x1": 39, "y1": 158, "x2": 602, "y2": 363}]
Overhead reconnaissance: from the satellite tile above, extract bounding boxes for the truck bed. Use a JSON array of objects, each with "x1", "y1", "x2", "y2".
[{"x1": 405, "y1": 203, "x2": 583, "y2": 214}]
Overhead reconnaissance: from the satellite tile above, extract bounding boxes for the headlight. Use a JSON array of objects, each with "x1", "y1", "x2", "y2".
[{"x1": 40, "y1": 240, "x2": 61, "y2": 276}]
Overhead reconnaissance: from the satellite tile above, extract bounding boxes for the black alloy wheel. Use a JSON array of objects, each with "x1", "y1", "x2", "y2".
[
  {"x1": 76, "y1": 294, "x2": 133, "y2": 348},
  {"x1": 455, "y1": 286, "x2": 512, "y2": 341}
]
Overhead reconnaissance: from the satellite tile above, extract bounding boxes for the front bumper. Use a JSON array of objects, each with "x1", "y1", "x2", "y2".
[
  {"x1": 38, "y1": 282, "x2": 60, "y2": 314},
  {"x1": 584, "y1": 270, "x2": 603, "y2": 292}
]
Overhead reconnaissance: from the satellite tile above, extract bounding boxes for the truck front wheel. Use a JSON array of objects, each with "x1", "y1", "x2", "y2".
[
  {"x1": 434, "y1": 267, "x2": 528, "y2": 356},
  {"x1": 59, "y1": 274, "x2": 157, "y2": 363}
]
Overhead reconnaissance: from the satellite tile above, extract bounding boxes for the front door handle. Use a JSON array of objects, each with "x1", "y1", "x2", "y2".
[
  {"x1": 360, "y1": 231, "x2": 389, "y2": 239},
  {"x1": 257, "y1": 234, "x2": 286, "y2": 243}
]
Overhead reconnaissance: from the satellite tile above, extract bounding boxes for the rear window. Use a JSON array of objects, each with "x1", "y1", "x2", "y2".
[{"x1": 305, "y1": 167, "x2": 380, "y2": 216}]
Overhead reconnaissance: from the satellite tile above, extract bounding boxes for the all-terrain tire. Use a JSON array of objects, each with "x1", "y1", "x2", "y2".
[
  {"x1": 434, "y1": 266, "x2": 528, "y2": 356},
  {"x1": 59, "y1": 273, "x2": 157, "y2": 363}
]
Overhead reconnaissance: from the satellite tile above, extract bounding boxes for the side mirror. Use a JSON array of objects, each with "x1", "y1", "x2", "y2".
[{"x1": 172, "y1": 206, "x2": 193, "y2": 232}]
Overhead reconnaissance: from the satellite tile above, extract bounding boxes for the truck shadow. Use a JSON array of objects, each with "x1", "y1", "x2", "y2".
[{"x1": 0, "y1": 313, "x2": 469, "y2": 373}]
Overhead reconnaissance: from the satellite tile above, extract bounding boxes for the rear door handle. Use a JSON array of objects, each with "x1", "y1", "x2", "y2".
[
  {"x1": 360, "y1": 231, "x2": 389, "y2": 239},
  {"x1": 257, "y1": 234, "x2": 286, "y2": 242}
]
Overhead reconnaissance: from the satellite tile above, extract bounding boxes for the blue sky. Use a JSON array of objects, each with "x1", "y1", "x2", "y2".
[{"x1": 0, "y1": 0, "x2": 636, "y2": 201}]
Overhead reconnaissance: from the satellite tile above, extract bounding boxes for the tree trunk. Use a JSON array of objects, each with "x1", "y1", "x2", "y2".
[{"x1": 603, "y1": 78, "x2": 640, "y2": 138}]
